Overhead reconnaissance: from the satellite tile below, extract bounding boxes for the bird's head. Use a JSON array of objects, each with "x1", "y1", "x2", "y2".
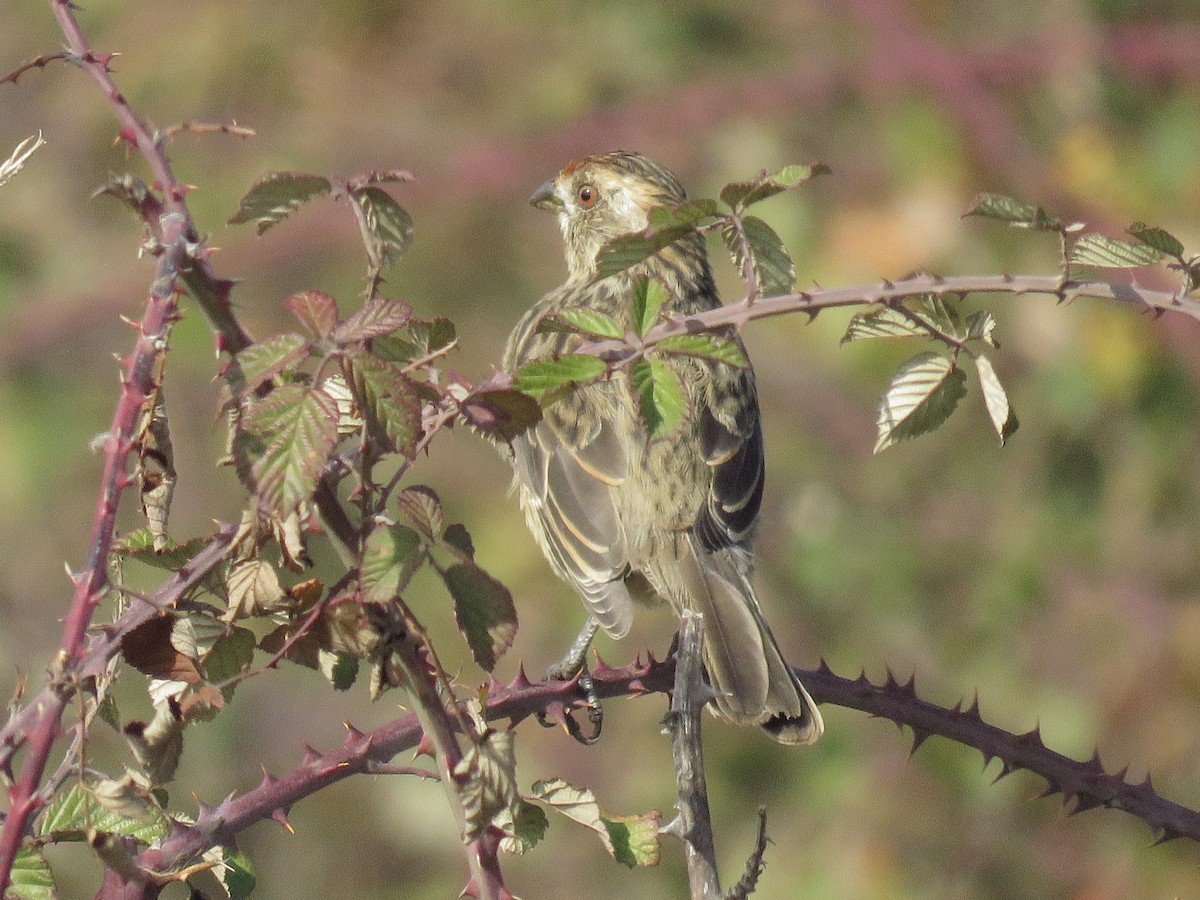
[{"x1": 531, "y1": 151, "x2": 688, "y2": 281}]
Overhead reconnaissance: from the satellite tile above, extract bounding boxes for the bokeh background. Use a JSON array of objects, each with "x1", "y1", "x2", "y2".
[{"x1": 4, "y1": 1, "x2": 1200, "y2": 897}]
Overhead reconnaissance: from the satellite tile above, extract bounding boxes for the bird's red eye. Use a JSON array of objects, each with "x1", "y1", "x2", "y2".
[{"x1": 577, "y1": 184, "x2": 598, "y2": 208}]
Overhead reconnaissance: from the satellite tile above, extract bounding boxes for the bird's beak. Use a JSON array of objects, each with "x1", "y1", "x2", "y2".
[{"x1": 529, "y1": 178, "x2": 562, "y2": 212}]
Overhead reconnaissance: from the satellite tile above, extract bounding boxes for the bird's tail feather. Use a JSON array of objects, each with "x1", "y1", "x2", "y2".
[{"x1": 677, "y1": 537, "x2": 823, "y2": 746}]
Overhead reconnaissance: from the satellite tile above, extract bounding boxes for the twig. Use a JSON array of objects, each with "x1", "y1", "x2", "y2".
[
  {"x1": 158, "y1": 120, "x2": 256, "y2": 142},
  {"x1": 662, "y1": 610, "x2": 722, "y2": 898},
  {"x1": 0, "y1": 51, "x2": 70, "y2": 87}
]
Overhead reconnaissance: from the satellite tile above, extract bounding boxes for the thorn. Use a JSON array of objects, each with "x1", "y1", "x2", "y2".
[
  {"x1": 413, "y1": 733, "x2": 435, "y2": 758},
  {"x1": 909, "y1": 728, "x2": 931, "y2": 756},
  {"x1": 1137, "y1": 773, "x2": 1156, "y2": 793},
  {"x1": 272, "y1": 808, "x2": 295, "y2": 834},
  {"x1": 816, "y1": 657, "x2": 833, "y2": 675},
  {"x1": 992, "y1": 760, "x2": 1018, "y2": 783},
  {"x1": 194, "y1": 796, "x2": 217, "y2": 819},
  {"x1": 343, "y1": 721, "x2": 366, "y2": 744},
  {"x1": 964, "y1": 692, "x2": 981, "y2": 720},
  {"x1": 508, "y1": 663, "x2": 531, "y2": 691},
  {"x1": 1013, "y1": 726, "x2": 1043, "y2": 747},
  {"x1": 1152, "y1": 826, "x2": 1183, "y2": 846},
  {"x1": 257, "y1": 767, "x2": 277, "y2": 791},
  {"x1": 659, "y1": 814, "x2": 686, "y2": 839},
  {"x1": 301, "y1": 744, "x2": 321, "y2": 766}
]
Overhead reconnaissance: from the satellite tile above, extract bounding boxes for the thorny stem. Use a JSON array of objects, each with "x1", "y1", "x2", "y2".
[{"x1": 663, "y1": 611, "x2": 722, "y2": 899}]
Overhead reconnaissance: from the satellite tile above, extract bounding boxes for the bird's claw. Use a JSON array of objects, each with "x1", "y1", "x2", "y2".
[{"x1": 536, "y1": 665, "x2": 603, "y2": 745}]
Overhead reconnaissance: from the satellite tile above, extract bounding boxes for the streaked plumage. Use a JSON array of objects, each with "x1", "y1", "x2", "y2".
[{"x1": 506, "y1": 151, "x2": 822, "y2": 745}]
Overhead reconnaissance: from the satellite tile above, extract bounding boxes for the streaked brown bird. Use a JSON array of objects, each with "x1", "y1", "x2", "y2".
[{"x1": 505, "y1": 151, "x2": 822, "y2": 745}]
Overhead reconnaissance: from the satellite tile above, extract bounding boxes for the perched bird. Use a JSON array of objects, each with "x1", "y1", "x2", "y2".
[{"x1": 504, "y1": 151, "x2": 822, "y2": 745}]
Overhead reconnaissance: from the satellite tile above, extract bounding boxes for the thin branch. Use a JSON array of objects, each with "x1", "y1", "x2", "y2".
[
  {"x1": 44, "y1": 0, "x2": 252, "y2": 355},
  {"x1": 0, "y1": 51, "x2": 71, "y2": 87},
  {"x1": 663, "y1": 610, "x2": 722, "y2": 899},
  {"x1": 158, "y1": 120, "x2": 255, "y2": 143}
]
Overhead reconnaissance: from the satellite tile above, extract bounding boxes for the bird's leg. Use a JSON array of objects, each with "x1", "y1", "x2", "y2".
[{"x1": 537, "y1": 616, "x2": 603, "y2": 743}]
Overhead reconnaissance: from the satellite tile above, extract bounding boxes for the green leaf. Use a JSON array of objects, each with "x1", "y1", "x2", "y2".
[
  {"x1": 93, "y1": 172, "x2": 152, "y2": 216},
  {"x1": 8, "y1": 848, "x2": 55, "y2": 900},
  {"x1": 594, "y1": 199, "x2": 717, "y2": 280},
  {"x1": 456, "y1": 730, "x2": 519, "y2": 842},
  {"x1": 203, "y1": 627, "x2": 257, "y2": 697},
  {"x1": 114, "y1": 530, "x2": 211, "y2": 572},
  {"x1": 530, "y1": 777, "x2": 661, "y2": 868},
  {"x1": 233, "y1": 385, "x2": 339, "y2": 514},
  {"x1": 719, "y1": 162, "x2": 830, "y2": 210},
  {"x1": 360, "y1": 523, "x2": 423, "y2": 604},
  {"x1": 874, "y1": 352, "x2": 967, "y2": 453},
  {"x1": 632, "y1": 277, "x2": 669, "y2": 337},
  {"x1": 343, "y1": 352, "x2": 422, "y2": 456},
  {"x1": 333, "y1": 298, "x2": 413, "y2": 344},
  {"x1": 631, "y1": 357, "x2": 687, "y2": 440},
  {"x1": 372, "y1": 317, "x2": 457, "y2": 362},
  {"x1": 514, "y1": 354, "x2": 607, "y2": 400},
  {"x1": 963, "y1": 192, "x2": 1061, "y2": 230},
  {"x1": 974, "y1": 354, "x2": 1019, "y2": 446},
  {"x1": 501, "y1": 799, "x2": 550, "y2": 854},
  {"x1": 283, "y1": 290, "x2": 339, "y2": 338},
  {"x1": 842, "y1": 306, "x2": 928, "y2": 343},
  {"x1": 1127, "y1": 222, "x2": 1185, "y2": 259},
  {"x1": 224, "y1": 333, "x2": 311, "y2": 402},
  {"x1": 318, "y1": 649, "x2": 359, "y2": 691},
  {"x1": 1071, "y1": 233, "x2": 1165, "y2": 268},
  {"x1": 228, "y1": 172, "x2": 331, "y2": 235},
  {"x1": 443, "y1": 563, "x2": 518, "y2": 671},
  {"x1": 353, "y1": 186, "x2": 414, "y2": 265},
  {"x1": 655, "y1": 333, "x2": 748, "y2": 368},
  {"x1": 541, "y1": 307, "x2": 625, "y2": 339},
  {"x1": 395, "y1": 486, "x2": 445, "y2": 541},
  {"x1": 39, "y1": 781, "x2": 169, "y2": 844},
  {"x1": 722, "y1": 216, "x2": 795, "y2": 297},
  {"x1": 219, "y1": 848, "x2": 257, "y2": 900}
]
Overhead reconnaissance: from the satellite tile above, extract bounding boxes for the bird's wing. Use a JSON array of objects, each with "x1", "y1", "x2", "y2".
[
  {"x1": 512, "y1": 388, "x2": 635, "y2": 638},
  {"x1": 694, "y1": 396, "x2": 765, "y2": 553}
]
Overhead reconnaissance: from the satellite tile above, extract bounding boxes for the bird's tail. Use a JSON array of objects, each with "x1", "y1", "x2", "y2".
[{"x1": 677, "y1": 537, "x2": 823, "y2": 746}]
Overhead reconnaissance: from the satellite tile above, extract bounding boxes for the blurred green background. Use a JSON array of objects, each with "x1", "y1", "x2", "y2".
[{"x1": 4, "y1": 1, "x2": 1200, "y2": 897}]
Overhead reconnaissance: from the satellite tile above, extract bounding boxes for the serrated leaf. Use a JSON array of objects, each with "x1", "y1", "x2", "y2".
[
  {"x1": 632, "y1": 277, "x2": 669, "y2": 337},
  {"x1": 353, "y1": 186, "x2": 414, "y2": 265},
  {"x1": 594, "y1": 199, "x2": 717, "y2": 280},
  {"x1": 443, "y1": 563, "x2": 517, "y2": 671},
  {"x1": 350, "y1": 168, "x2": 416, "y2": 188},
  {"x1": 332, "y1": 297, "x2": 413, "y2": 344},
  {"x1": 1127, "y1": 222, "x2": 1185, "y2": 259},
  {"x1": 964, "y1": 309, "x2": 999, "y2": 347},
  {"x1": 723, "y1": 216, "x2": 795, "y2": 296},
  {"x1": 318, "y1": 649, "x2": 359, "y2": 691},
  {"x1": 530, "y1": 777, "x2": 661, "y2": 868},
  {"x1": 543, "y1": 307, "x2": 625, "y2": 339},
  {"x1": 228, "y1": 172, "x2": 331, "y2": 234},
  {"x1": 456, "y1": 729, "x2": 519, "y2": 842},
  {"x1": 121, "y1": 616, "x2": 203, "y2": 684},
  {"x1": 1071, "y1": 233, "x2": 1165, "y2": 268},
  {"x1": 224, "y1": 333, "x2": 311, "y2": 402},
  {"x1": 114, "y1": 531, "x2": 211, "y2": 573},
  {"x1": 224, "y1": 559, "x2": 288, "y2": 621},
  {"x1": 501, "y1": 799, "x2": 550, "y2": 854},
  {"x1": 283, "y1": 290, "x2": 339, "y2": 338},
  {"x1": 343, "y1": 352, "x2": 422, "y2": 456},
  {"x1": 910, "y1": 294, "x2": 962, "y2": 334},
  {"x1": 964, "y1": 192, "x2": 1061, "y2": 230},
  {"x1": 39, "y1": 780, "x2": 169, "y2": 844},
  {"x1": 372, "y1": 317, "x2": 457, "y2": 362},
  {"x1": 218, "y1": 848, "x2": 257, "y2": 900},
  {"x1": 842, "y1": 306, "x2": 928, "y2": 343},
  {"x1": 631, "y1": 357, "x2": 687, "y2": 440},
  {"x1": 719, "y1": 162, "x2": 830, "y2": 210},
  {"x1": 655, "y1": 333, "x2": 748, "y2": 368},
  {"x1": 974, "y1": 355, "x2": 1019, "y2": 446},
  {"x1": 360, "y1": 523, "x2": 423, "y2": 604},
  {"x1": 461, "y1": 388, "x2": 543, "y2": 444},
  {"x1": 124, "y1": 700, "x2": 185, "y2": 785},
  {"x1": 93, "y1": 172, "x2": 152, "y2": 216},
  {"x1": 395, "y1": 486, "x2": 445, "y2": 540},
  {"x1": 203, "y1": 627, "x2": 257, "y2": 694},
  {"x1": 8, "y1": 848, "x2": 55, "y2": 900},
  {"x1": 513, "y1": 354, "x2": 607, "y2": 400},
  {"x1": 874, "y1": 352, "x2": 967, "y2": 453},
  {"x1": 233, "y1": 385, "x2": 339, "y2": 514}
]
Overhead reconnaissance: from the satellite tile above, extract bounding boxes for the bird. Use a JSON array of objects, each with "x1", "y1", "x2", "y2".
[{"x1": 504, "y1": 151, "x2": 822, "y2": 745}]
